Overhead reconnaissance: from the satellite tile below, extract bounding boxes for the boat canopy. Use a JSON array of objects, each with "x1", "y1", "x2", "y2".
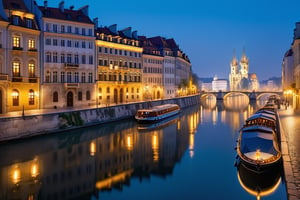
[{"x1": 240, "y1": 131, "x2": 278, "y2": 156}]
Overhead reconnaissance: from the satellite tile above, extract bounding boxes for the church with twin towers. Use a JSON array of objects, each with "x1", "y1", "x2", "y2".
[{"x1": 229, "y1": 49, "x2": 259, "y2": 91}]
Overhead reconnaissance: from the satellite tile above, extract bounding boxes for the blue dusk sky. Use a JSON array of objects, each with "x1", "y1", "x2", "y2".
[{"x1": 37, "y1": 0, "x2": 300, "y2": 81}]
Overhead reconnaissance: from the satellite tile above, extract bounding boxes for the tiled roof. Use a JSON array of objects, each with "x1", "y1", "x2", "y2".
[{"x1": 38, "y1": 6, "x2": 93, "y2": 24}]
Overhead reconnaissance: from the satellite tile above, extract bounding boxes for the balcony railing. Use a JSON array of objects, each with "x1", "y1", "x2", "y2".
[
  {"x1": 64, "y1": 83, "x2": 79, "y2": 88},
  {"x1": 12, "y1": 46, "x2": 23, "y2": 51},
  {"x1": 12, "y1": 77, "x2": 23, "y2": 82},
  {"x1": 64, "y1": 63, "x2": 79, "y2": 68}
]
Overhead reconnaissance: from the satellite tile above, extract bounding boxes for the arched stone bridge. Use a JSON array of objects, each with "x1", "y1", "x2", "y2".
[{"x1": 200, "y1": 91, "x2": 283, "y2": 101}]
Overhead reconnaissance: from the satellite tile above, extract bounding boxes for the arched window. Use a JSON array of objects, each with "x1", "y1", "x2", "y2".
[
  {"x1": 86, "y1": 91, "x2": 90, "y2": 100},
  {"x1": 78, "y1": 91, "x2": 82, "y2": 101},
  {"x1": 53, "y1": 91, "x2": 58, "y2": 102},
  {"x1": 12, "y1": 89, "x2": 19, "y2": 106},
  {"x1": 13, "y1": 59, "x2": 20, "y2": 77},
  {"x1": 106, "y1": 87, "x2": 110, "y2": 93},
  {"x1": 29, "y1": 89, "x2": 34, "y2": 105}
]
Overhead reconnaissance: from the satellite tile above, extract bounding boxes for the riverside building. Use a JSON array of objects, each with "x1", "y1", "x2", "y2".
[
  {"x1": 37, "y1": 1, "x2": 96, "y2": 109},
  {"x1": 0, "y1": 0, "x2": 40, "y2": 114},
  {"x1": 95, "y1": 24, "x2": 143, "y2": 105}
]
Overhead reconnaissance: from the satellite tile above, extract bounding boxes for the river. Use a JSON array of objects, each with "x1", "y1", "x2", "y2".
[{"x1": 0, "y1": 95, "x2": 287, "y2": 200}]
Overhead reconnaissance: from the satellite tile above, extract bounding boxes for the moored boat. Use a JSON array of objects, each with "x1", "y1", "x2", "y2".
[
  {"x1": 236, "y1": 125, "x2": 281, "y2": 170},
  {"x1": 135, "y1": 104, "x2": 180, "y2": 123}
]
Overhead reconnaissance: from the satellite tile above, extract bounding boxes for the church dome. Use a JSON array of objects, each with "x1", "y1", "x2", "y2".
[{"x1": 250, "y1": 73, "x2": 257, "y2": 80}]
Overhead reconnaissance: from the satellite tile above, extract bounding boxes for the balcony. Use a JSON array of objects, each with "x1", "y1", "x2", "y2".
[
  {"x1": 29, "y1": 77, "x2": 38, "y2": 83},
  {"x1": 64, "y1": 63, "x2": 79, "y2": 68},
  {"x1": 64, "y1": 83, "x2": 79, "y2": 88},
  {"x1": 12, "y1": 77, "x2": 22, "y2": 82}
]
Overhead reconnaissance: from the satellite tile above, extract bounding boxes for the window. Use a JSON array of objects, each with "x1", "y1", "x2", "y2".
[
  {"x1": 86, "y1": 91, "x2": 90, "y2": 100},
  {"x1": 46, "y1": 38, "x2": 51, "y2": 45},
  {"x1": 78, "y1": 91, "x2": 82, "y2": 101},
  {"x1": 53, "y1": 91, "x2": 58, "y2": 102},
  {"x1": 67, "y1": 40, "x2": 71, "y2": 47},
  {"x1": 61, "y1": 53, "x2": 65, "y2": 63},
  {"x1": 75, "y1": 72, "x2": 79, "y2": 83},
  {"x1": 67, "y1": 72, "x2": 71, "y2": 82},
  {"x1": 88, "y1": 72, "x2": 93, "y2": 83},
  {"x1": 53, "y1": 52, "x2": 58, "y2": 63},
  {"x1": 88, "y1": 42, "x2": 93, "y2": 49},
  {"x1": 13, "y1": 60, "x2": 20, "y2": 77},
  {"x1": 82, "y1": 55, "x2": 86, "y2": 64},
  {"x1": 53, "y1": 39, "x2": 58, "y2": 46},
  {"x1": 67, "y1": 54, "x2": 72, "y2": 63},
  {"x1": 82, "y1": 28, "x2": 85, "y2": 35},
  {"x1": 61, "y1": 40, "x2": 65, "y2": 47},
  {"x1": 26, "y1": 19, "x2": 32, "y2": 28},
  {"x1": 12, "y1": 89, "x2": 19, "y2": 106},
  {"x1": 61, "y1": 25, "x2": 65, "y2": 33},
  {"x1": 81, "y1": 72, "x2": 86, "y2": 83},
  {"x1": 13, "y1": 36, "x2": 21, "y2": 48},
  {"x1": 88, "y1": 29, "x2": 93, "y2": 36},
  {"x1": 46, "y1": 52, "x2": 51, "y2": 62},
  {"x1": 53, "y1": 71, "x2": 58, "y2": 82},
  {"x1": 28, "y1": 62, "x2": 35, "y2": 77},
  {"x1": 67, "y1": 26, "x2": 72, "y2": 33},
  {"x1": 46, "y1": 71, "x2": 50, "y2": 83},
  {"x1": 29, "y1": 89, "x2": 35, "y2": 105},
  {"x1": 61, "y1": 72, "x2": 65, "y2": 83},
  {"x1": 82, "y1": 41, "x2": 86, "y2": 48},
  {"x1": 75, "y1": 27, "x2": 79, "y2": 34},
  {"x1": 75, "y1": 41, "x2": 79, "y2": 48},
  {"x1": 12, "y1": 16, "x2": 19, "y2": 25},
  {"x1": 75, "y1": 55, "x2": 79, "y2": 64},
  {"x1": 28, "y1": 39, "x2": 35, "y2": 49},
  {"x1": 89, "y1": 56, "x2": 93, "y2": 64},
  {"x1": 53, "y1": 24, "x2": 57, "y2": 32}
]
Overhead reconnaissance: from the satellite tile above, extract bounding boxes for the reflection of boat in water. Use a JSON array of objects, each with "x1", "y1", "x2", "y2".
[
  {"x1": 135, "y1": 104, "x2": 180, "y2": 123},
  {"x1": 236, "y1": 103, "x2": 282, "y2": 171},
  {"x1": 237, "y1": 162, "x2": 282, "y2": 199},
  {"x1": 137, "y1": 114, "x2": 179, "y2": 131}
]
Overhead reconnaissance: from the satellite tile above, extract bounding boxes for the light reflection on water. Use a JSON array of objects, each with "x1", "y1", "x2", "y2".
[{"x1": 0, "y1": 96, "x2": 287, "y2": 200}]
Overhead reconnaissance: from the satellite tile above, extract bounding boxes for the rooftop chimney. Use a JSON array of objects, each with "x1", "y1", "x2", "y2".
[
  {"x1": 59, "y1": 1, "x2": 64, "y2": 12},
  {"x1": 44, "y1": 0, "x2": 48, "y2": 9}
]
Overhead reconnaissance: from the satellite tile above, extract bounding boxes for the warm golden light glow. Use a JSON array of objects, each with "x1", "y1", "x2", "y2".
[
  {"x1": 11, "y1": 91, "x2": 19, "y2": 97},
  {"x1": 189, "y1": 134, "x2": 195, "y2": 158},
  {"x1": 90, "y1": 141, "x2": 96, "y2": 156},
  {"x1": 12, "y1": 166, "x2": 21, "y2": 184},
  {"x1": 126, "y1": 135, "x2": 133, "y2": 151},
  {"x1": 152, "y1": 133, "x2": 159, "y2": 161},
  {"x1": 30, "y1": 163, "x2": 39, "y2": 178},
  {"x1": 96, "y1": 40, "x2": 143, "y2": 52},
  {"x1": 255, "y1": 149, "x2": 261, "y2": 160}
]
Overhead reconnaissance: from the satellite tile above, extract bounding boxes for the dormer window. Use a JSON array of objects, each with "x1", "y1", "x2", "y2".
[
  {"x1": 26, "y1": 19, "x2": 32, "y2": 28},
  {"x1": 12, "y1": 15, "x2": 19, "y2": 25}
]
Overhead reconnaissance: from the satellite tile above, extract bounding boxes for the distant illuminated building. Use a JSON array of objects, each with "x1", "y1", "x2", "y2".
[
  {"x1": 212, "y1": 75, "x2": 228, "y2": 91},
  {"x1": 249, "y1": 73, "x2": 259, "y2": 91}
]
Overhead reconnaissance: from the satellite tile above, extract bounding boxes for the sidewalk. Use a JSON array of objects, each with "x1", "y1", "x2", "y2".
[{"x1": 278, "y1": 106, "x2": 300, "y2": 200}]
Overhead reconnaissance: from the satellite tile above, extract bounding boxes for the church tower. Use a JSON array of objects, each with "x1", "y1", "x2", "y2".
[
  {"x1": 229, "y1": 53, "x2": 240, "y2": 91},
  {"x1": 239, "y1": 50, "x2": 249, "y2": 79}
]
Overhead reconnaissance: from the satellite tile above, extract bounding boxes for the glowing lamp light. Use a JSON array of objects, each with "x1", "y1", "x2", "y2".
[
  {"x1": 255, "y1": 149, "x2": 261, "y2": 160},
  {"x1": 30, "y1": 163, "x2": 39, "y2": 178},
  {"x1": 126, "y1": 135, "x2": 133, "y2": 151},
  {"x1": 12, "y1": 167, "x2": 21, "y2": 184},
  {"x1": 11, "y1": 91, "x2": 19, "y2": 97},
  {"x1": 90, "y1": 141, "x2": 96, "y2": 156}
]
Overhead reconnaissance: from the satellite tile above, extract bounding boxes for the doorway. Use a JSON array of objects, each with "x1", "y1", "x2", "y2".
[{"x1": 67, "y1": 91, "x2": 73, "y2": 107}]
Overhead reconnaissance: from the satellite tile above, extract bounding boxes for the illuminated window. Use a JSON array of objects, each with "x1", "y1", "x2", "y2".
[
  {"x1": 13, "y1": 60, "x2": 20, "y2": 77},
  {"x1": 13, "y1": 36, "x2": 21, "y2": 48},
  {"x1": 29, "y1": 89, "x2": 34, "y2": 105},
  {"x1": 12, "y1": 89, "x2": 19, "y2": 106},
  {"x1": 28, "y1": 62, "x2": 35, "y2": 77},
  {"x1": 53, "y1": 91, "x2": 58, "y2": 102},
  {"x1": 28, "y1": 39, "x2": 35, "y2": 49}
]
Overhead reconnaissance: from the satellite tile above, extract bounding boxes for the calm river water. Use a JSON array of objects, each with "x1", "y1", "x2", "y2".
[{"x1": 0, "y1": 95, "x2": 288, "y2": 200}]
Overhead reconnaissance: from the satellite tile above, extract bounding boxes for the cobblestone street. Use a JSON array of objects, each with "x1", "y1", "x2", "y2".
[{"x1": 279, "y1": 107, "x2": 300, "y2": 200}]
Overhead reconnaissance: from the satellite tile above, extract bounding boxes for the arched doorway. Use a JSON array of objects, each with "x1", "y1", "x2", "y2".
[
  {"x1": 0, "y1": 90, "x2": 2, "y2": 114},
  {"x1": 120, "y1": 88, "x2": 124, "y2": 103},
  {"x1": 114, "y1": 88, "x2": 118, "y2": 104},
  {"x1": 67, "y1": 91, "x2": 73, "y2": 107}
]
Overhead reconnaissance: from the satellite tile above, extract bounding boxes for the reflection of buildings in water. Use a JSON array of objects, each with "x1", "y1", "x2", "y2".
[
  {"x1": 0, "y1": 106, "x2": 201, "y2": 199},
  {"x1": 237, "y1": 163, "x2": 282, "y2": 199}
]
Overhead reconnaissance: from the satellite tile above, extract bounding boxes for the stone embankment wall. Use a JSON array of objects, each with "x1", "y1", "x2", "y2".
[{"x1": 0, "y1": 95, "x2": 200, "y2": 142}]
